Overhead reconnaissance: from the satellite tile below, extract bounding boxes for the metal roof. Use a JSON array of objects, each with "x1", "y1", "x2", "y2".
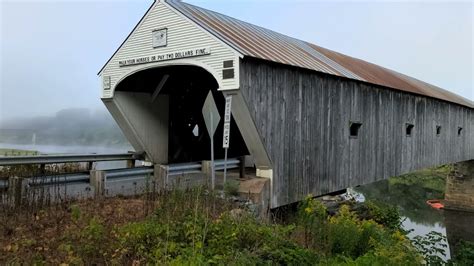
[{"x1": 168, "y1": 0, "x2": 473, "y2": 108}]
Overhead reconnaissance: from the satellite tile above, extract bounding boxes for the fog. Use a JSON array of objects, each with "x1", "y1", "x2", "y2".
[
  {"x1": 0, "y1": 0, "x2": 472, "y2": 148},
  {"x1": 0, "y1": 108, "x2": 129, "y2": 148}
]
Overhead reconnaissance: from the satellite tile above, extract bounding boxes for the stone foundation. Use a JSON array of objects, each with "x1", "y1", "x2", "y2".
[{"x1": 445, "y1": 160, "x2": 474, "y2": 212}]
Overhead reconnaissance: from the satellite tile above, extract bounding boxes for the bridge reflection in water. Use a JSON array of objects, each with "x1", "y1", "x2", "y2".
[{"x1": 445, "y1": 210, "x2": 474, "y2": 259}]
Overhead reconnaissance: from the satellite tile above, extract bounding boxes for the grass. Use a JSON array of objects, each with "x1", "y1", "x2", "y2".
[
  {"x1": 389, "y1": 165, "x2": 451, "y2": 193},
  {"x1": 0, "y1": 148, "x2": 39, "y2": 157},
  {"x1": 1, "y1": 164, "x2": 471, "y2": 265},
  {"x1": 0, "y1": 188, "x2": 426, "y2": 265}
]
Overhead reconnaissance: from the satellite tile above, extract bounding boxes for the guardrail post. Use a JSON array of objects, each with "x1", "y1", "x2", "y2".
[
  {"x1": 8, "y1": 176, "x2": 27, "y2": 207},
  {"x1": 90, "y1": 170, "x2": 106, "y2": 198},
  {"x1": 154, "y1": 164, "x2": 168, "y2": 190},
  {"x1": 202, "y1": 160, "x2": 212, "y2": 187},
  {"x1": 127, "y1": 159, "x2": 136, "y2": 169},
  {"x1": 39, "y1": 164, "x2": 46, "y2": 175},
  {"x1": 87, "y1": 161, "x2": 95, "y2": 171}
]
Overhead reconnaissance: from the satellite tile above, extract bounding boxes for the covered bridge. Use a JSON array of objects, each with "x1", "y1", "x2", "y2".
[{"x1": 99, "y1": 0, "x2": 474, "y2": 208}]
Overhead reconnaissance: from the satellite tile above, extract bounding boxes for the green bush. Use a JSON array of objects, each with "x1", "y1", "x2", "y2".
[
  {"x1": 296, "y1": 196, "x2": 421, "y2": 264},
  {"x1": 114, "y1": 209, "x2": 320, "y2": 265},
  {"x1": 449, "y1": 240, "x2": 474, "y2": 265},
  {"x1": 118, "y1": 220, "x2": 168, "y2": 261},
  {"x1": 223, "y1": 180, "x2": 240, "y2": 197},
  {"x1": 5, "y1": 188, "x2": 427, "y2": 265},
  {"x1": 412, "y1": 231, "x2": 448, "y2": 265},
  {"x1": 297, "y1": 195, "x2": 330, "y2": 251},
  {"x1": 70, "y1": 204, "x2": 81, "y2": 222},
  {"x1": 69, "y1": 217, "x2": 108, "y2": 263},
  {"x1": 366, "y1": 200, "x2": 402, "y2": 230}
]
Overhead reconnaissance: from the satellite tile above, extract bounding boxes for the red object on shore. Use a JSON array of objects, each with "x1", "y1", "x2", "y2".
[{"x1": 426, "y1": 200, "x2": 444, "y2": 209}]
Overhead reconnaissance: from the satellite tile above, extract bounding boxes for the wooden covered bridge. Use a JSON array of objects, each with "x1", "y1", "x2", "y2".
[{"x1": 99, "y1": 0, "x2": 474, "y2": 209}]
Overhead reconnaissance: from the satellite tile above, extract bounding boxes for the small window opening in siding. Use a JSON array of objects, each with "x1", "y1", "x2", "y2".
[
  {"x1": 223, "y1": 60, "x2": 234, "y2": 68},
  {"x1": 222, "y1": 68, "x2": 234, "y2": 79},
  {"x1": 436, "y1": 125, "x2": 442, "y2": 136},
  {"x1": 406, "y1": 123, "x2": 414, "y2": 137},
  {"x1": 458, "y1": 127, "x2": 463, "y2": 136},
  {"x1": 349, "y1": 122, "x2": 362, "y2": 138}
]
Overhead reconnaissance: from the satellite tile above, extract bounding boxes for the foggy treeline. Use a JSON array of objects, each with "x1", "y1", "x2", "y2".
[{"x1": 0, "y1": 108, "x2": 129, "y2": 147}]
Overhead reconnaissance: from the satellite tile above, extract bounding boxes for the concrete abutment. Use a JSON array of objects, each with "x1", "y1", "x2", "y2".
[{"x1": 445, "y1": 160, "x2": 474, "y2": 212}]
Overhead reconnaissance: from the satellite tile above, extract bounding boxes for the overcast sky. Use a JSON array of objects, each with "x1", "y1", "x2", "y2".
[{"x1": 1, "y1": 0, "x2": 472, "y2": 122}]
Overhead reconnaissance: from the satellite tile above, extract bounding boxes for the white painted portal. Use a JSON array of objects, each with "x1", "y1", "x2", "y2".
[{"x1": 99, "y1": 1, "x2": 241, "y2": 99}]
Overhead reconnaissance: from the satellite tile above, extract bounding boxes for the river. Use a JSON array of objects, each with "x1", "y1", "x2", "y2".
[
  {"x1": 354, "y1": 174, "x2": 474, "y2": 261},
  {"x1": 0, "y1": 143, "x2": 132, "y2": 155}
]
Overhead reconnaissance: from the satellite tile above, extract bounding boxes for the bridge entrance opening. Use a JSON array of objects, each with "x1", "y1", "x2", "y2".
[{"x1": 114, "y1": 65, "x2": 249, "y2": 164}]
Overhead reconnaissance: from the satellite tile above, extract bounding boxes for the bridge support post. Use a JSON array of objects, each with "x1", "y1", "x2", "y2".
[
  {"x1": 238, "y1": 177, "x2": 271, "y2": 220},
  {"x1": 90, "y1": 170, "x2": 106, "y2": 198},
  {"x1": 239, "y1": 156, "x2": 246, "y2": 179},
  {"x1": 445, "y1": 160, "x2": 474, "y2": 212}
]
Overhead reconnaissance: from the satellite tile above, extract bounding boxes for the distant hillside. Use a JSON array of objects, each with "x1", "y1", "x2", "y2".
[{"x1": 0, "y1": 108, "x2": 129, "y2": 147}]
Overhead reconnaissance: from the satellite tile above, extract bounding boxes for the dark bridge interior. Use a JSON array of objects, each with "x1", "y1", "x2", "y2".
[{"x1": 116, "y1": 65, "x2": 249, "y2": 163}]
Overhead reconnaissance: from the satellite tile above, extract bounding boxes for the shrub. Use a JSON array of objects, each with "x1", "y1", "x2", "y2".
[
  {"x1": 412, "y1": 231, "x2": 448, "y2": 265},
  {"x1": 366, "y1": 200, "x2": 402, "y2": 230},
  {"x1": 223, "y1": 180, "x2": 240, "y2": 197},
  {"x1": 295, "y1": 196, "x2": 421, "y2": 263},
  {"x1": 117, "y1": 220, "x2": 169, "y2": 261},
  {"x1": 329, "y1": 205, "x2": 362, "y2": 257},
  {"x1": 78, "y1": 217, "x2": 107, "y2": 258},
  {"x1": 111, "y1": 210, "x2": 318, "y2": 264},
  {"x1": 297, "y1": 195, "x2": 329, "y2": 251},
  {"x1": 449, "y1": 240, "x2": 474, "y2": 265},
  {"x1": 70, "y1": 204, "x2": 81, "y2": 222}
]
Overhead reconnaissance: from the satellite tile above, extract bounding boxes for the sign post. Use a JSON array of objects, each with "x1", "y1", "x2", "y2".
[
  {"x1": 202, "y1": 91, "x2": 221, "y2": 189},
  {"x1": 222, "y1": 95, "x2": 233, "y2": 185}
]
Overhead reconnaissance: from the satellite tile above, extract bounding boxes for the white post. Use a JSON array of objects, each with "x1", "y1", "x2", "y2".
[
  {"x1": 223, "y1": 148, "x2": 228, "y2": 184},
  {"x1": 222, "y1": 95, "x2": 233, "y2": 185},
  {"x1": 210, "y1": 112, "x2": 215, "y2": 190}
]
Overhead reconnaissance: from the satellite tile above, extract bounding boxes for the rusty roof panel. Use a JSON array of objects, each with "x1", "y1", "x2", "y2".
[{"x1": 168, "y1": 0, "x2": 473, "y2": 108}]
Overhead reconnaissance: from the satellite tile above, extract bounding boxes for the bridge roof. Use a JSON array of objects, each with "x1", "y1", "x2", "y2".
[{"x1": 168, "y1": 0, "x2": 474, "y2": 108}]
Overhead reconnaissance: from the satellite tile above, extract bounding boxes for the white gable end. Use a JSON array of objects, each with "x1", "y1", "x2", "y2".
[{"x1": 100, "y1": 1, "x2": 240, "y2": 98}]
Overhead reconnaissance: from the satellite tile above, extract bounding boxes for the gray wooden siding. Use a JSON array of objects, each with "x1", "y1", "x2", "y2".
[{"x1": 239, "y1": 58, "x2": 474, "y2": 208}]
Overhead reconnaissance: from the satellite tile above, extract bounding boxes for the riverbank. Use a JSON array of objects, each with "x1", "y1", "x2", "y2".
[
  {"x1": 0, "y1": 143, "x2": 133, "y2": 155},
  {"x1": 0, "y1": 148, "x2": 39, "y2": 157},
  {"x1": 354, "y1": 165, "x2": 474, "y2": 263},
  {"x1": 1, "y1": 157, "x2": 473, "y2": 265},
  {"x1": 1, "y1": 188, "x2": 425, "y2": 265}
]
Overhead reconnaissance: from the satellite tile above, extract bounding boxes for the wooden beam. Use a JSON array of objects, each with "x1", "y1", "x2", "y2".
[{"x1": 151, "y1": 74, "x2": 169, "y2": 102}]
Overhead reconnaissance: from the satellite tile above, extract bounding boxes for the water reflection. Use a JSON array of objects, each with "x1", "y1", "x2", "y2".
[
  {"x1": 355, "y1": 178, "x2": 444, "y2": 226},
  {"x1": 445, "y1": 210, "x2": 474, "y2": 259},
  {"x1": 355, "y1": 177, "x2": 474, "y2": 260}
]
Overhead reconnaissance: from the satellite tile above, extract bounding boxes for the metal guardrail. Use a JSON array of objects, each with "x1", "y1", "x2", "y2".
[
  {"x1": 0, "y1": 153, "x2": 139, "y2": 166},
  {"x1": 214, "y1": 158, "x2": 240, "y2": 171},
  {"x1": 167, "y1": 162, "x2": 202, "y2": 176},
  {"x1": 105, "y1": 167, "x2": 154, "y2": 179},
  {"x1": 0, "y1": 157, "x2": 243, "y2": 190},
  {"x1": 28, "y1": 173, "x2": 90, "y2": 187},
  {"x1": 163, "y1": 158, "x2": 241, "y2": 177}
]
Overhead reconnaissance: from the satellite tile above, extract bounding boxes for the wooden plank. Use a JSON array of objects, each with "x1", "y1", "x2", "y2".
[{"x1": 239, "y1": 58, "x2": 474, "y2": 208}]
